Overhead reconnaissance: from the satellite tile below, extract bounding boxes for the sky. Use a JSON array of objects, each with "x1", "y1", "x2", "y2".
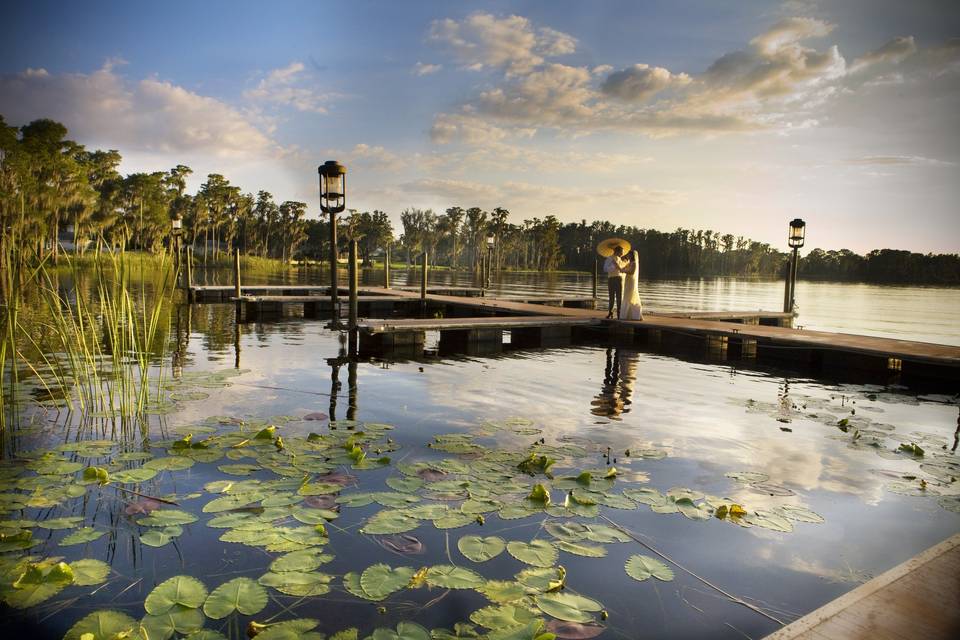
[{"x1": 1, "y1": 0, "x2": 958, "y2": 253}]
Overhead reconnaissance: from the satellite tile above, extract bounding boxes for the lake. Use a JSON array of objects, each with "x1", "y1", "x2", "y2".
[{"x1": 1, "y1": 262, "x2": 958, "y2": 640}]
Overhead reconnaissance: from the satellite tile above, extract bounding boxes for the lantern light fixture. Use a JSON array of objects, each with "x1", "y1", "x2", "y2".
[
  {"x1": 788, "y1": 218, "x2": 806, "y2": 249},
  {"x1": 318, "y1": 160, "x2": 347, "y2": 214}
]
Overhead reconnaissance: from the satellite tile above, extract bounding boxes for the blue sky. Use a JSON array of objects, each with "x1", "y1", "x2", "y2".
[{"x1": 2, "y1": 1, "x2": 959, "y2": 252}]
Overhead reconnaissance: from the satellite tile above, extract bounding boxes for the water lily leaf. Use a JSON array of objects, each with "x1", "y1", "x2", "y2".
[
  {"x1": 535, "y1": 592, "x2": 603, "y2": 623},
  {"x1": 486, "y1": 620, "x2": 551, "y2": 640},
  {"x1": 462, "y1": 498, "x2": 501, "y2": 514},
  {"x1": 145, "y1": 456, "x2": 195, "y2": 471},
  {"x1": 745, "y1": 510, "x2": 794, "y2": 532},
  {"x1": 59, "y1": 527, "x2": 107, "y2": 546},
  {"x1": 137, "y1": 509, "x2": 198, "y2": 527},
  {"x1": 675, "y1": 498, "x2": 711, "y2": 521},
  {"x1": 581, "y1": 524, "x2": 630, "y2": 544},
  {"x1": 498, "y1": 505, "x2": 539, "y2": 520},
  {"x1": 111, "y1": 467, "x2": 159, "y2": 484},
  {"x1": 343, "y1": 572, "x2": 370, "y2": 600},
  {"x1": 426, "y1": 564, "x2": 485, "y2": 589},
  {"x1": 555, "y1": 541, "x2": 607, "y2": 558},
  {"x1": 625, "y1": 555, "x2": 674, "y2": 582},
  {"x1": 35, "y1": 516, "x2": 84, "y2": 530},
  {"x1": 362, "y1": 510, "x2": 420, "y2": 535},
  {"x1": 458, "y1": 535, "x2": 506, "y2": 562},
  {"x1": 203, "y1": 577, "x2": 268, "y2": 618},
  {"x1": 433, "y1": 512, "x2": 476, "y2": 530},
  {"x1": 360, "y1": 564, "x2": 415, "y2": 599},
  {"x1": 140, "y1": 525, "x2": 183, "y2": 547},
  {"x1": 545, "y1": 620, "x2": 606, "y2": 639},
  {"x1": 64, "y1": 610, "x2": 139, "y2": 640},
  {"x1": 777, "y1": 504, "x2": 825, "y2": 524},
  {"x1": 6, "y1": 561, "x2": 74, "y2": 608},
  {"x1": 141, "y1": 605, "x2": 205, "y2": 640},
  {"x1": 258, "y1": 570, "x2": 332, "y2": 596},
  {"x1": 270, "y1": 548, "x2": 334, "y2": 572},
  {"x1": 544, "y1": 522, "x2": 589, "y2": 542},
  {"x1": 330, "y1": 629, "x2": 359, "y2": 640},
  {"x1": 938, "y1": 495, "x2": 960, "y2": 513},
  {"x1": 507, "y1": 540, "x2": 558, "y2": 567},
  {"x1": 374, "y1": 533, "x2": 424, "y2": 555},
  {"x1": 70, "y1": 559, "x2": 111, "y2": 586},
  {"x1": 255, "y1": 618, "x2": 320, "y2": 640},
  {"x1": 470, "y1": 604, "x2": 540, "y2": 630},
  {"x1": 386, "y1": 476, "x2": 424, "y2": 493},
  {"x1": 144, "y1": 575, "x2": 208, "y2": 614},
  {"x1": 297, "y1": 482, "x2": 341, "y2": 496},
  {"x1": 368, "y1": 621, "x2": 431, "y2": 640},
  {"x1": 477, "y1": 580, "x2": 527, "y2": 603},
  {"x1": 292, "y1": 506, "x2": 338, "y2": 524},
  {"x1": 203, "y1": 492, "x2": 266, "y2": 513}
]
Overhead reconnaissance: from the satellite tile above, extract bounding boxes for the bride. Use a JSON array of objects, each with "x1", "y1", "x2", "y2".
[{"x1": 619, "y1": 250, "x2": 644, "y2": 320}]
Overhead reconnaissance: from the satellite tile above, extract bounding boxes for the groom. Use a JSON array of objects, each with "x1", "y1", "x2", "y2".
[{"x1": 604, "y1": 246, "x2": 625, "y2": 319}]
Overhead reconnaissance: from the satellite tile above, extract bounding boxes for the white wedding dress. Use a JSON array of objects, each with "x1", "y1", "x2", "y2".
[{"x1": 619, "y1": 252, "x2": 644, "y2": 320}]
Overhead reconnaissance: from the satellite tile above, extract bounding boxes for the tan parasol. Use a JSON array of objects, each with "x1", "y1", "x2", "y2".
[{"x1": 596, "y1": 237, "x2": 631, "y2": 257}]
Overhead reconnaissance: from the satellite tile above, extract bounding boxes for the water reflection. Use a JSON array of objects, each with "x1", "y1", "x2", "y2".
[{"x1": 591, "y1": 348, "x2": 640, "y2": 420}]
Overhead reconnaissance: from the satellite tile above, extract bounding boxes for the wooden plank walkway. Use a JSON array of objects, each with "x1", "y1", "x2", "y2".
[
  {"x1": 765, "y1": 533, "x2": 960, "y2": 640},
  {"x1": 357, "y1": 316, "x2": 596, "y2": 334}
]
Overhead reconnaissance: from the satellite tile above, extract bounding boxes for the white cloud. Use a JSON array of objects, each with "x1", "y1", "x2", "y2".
[
  {"x1": 844, "y1": 154, "x2": 954, "y2": 167},
  {"x1": 413, "y1": 62, "x2": 442, "y2": 76},
  {"x1": 324, "y1": 143, "x2": 405, "y2": 170},
  {"x1": 243, "y1": 61, "x2": 334, "y2": 114},
  {"x1": 0, "y1": 61, "x2": 275, "y2": 158},
  {"x1": 749, "y1": 17, "x2": 834, "y2": 56},
  {"x1": 600, "y1": 64, "x2": 692, "y2": 102},
  {"x1": 429, "y1": 12, "x2": 576, "y2": 76},
  {"x1": 850, "y1": 36, "x2": 917, "y2": 73}
]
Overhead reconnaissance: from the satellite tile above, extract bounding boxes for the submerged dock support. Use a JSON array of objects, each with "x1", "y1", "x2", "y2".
[{"x1": 348, "y1": 240, "x2": 358, "y2": 330}]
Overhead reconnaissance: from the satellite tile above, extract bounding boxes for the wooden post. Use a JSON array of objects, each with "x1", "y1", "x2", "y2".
[
  {"x1": 592, "y1": 257, "x2": 598, "y2": 300},
  {"x1": 348, "y1": 239, "x2": 358, "y2": 330},
  {"x1": 783, "y1": 256, "x2": 793, "y2": 313},
  {"x1": 420, "y1": 251, "x2": 428, "y2": 302},
  {"x1": 233, "y1": 248, "x2": 241, "y2": 299},
  {"x1": 384, "y1": 244, "x2": 391, "y2": 289},
  {"x1": 329, "y1": 211, "x2": 339, "y2": 312},
  {"x1": 185, "y1": 246, "x2": 193, "y2": 301},
  {"x1": 788, "y1": 248, "x2": 800, "y2": 315}
]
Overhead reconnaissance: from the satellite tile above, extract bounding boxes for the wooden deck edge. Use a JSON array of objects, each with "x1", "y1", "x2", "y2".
[{"x1": 763, "y1": 533, "x2": 960, "y2": 639}]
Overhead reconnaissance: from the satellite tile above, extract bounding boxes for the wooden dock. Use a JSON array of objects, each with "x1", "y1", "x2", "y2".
[
  {"x1": 185, "y1": 283, "x2": 960, "y2": 382},
  {"x1": 764, "y1": 533, "x2": 960, "y2": 640}
]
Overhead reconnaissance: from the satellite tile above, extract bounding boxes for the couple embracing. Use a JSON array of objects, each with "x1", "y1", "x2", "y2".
[{"x1": 600, "y1": 239, "x2": 643, "y2": 321}]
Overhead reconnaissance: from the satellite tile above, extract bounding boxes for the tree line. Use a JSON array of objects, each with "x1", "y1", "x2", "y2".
[{"x1": 2, "y1": 116, "x2": 957, "y2": 285}]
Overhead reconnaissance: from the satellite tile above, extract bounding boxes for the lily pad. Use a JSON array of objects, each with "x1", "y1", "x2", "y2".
[
  {"x1": 6, "y1": 561, "x2": 74, "y2": 608},
  {"x1": 470, "y1": 604, "x2": 540, "y2": 630},
  {"x1": 507, "y1": 540, "x2": 558, "y2": 567},
  {"x1": 111, "y1": 467, "x2": 159, "y2": 484},
  {"x1": 270, "y1": 549, "x2": 335, "y2": 572},
  {"x1": 625, "y1": 555, "x2": 674, "y2": 582},
  {"x1": 477, "y1": 580, "x2": 527, "y2": 603},
  {"x1": 144, "y1": 575, "x2": 209, "y2": 615},
  {"x1": 70, "y1": 559, "x2": 111, "y2": 586},
  {"x1": 203, "y1": 577, "x2": 268, "y2": 619},
  {"x1": 535, "y1": 592, "x2": 603, "y2": 623},
  {"x1": 555, "y1": 540, "x2": 607, "y2": 558},
  {"x1": 426, "y1": 565, "x2": 485, "y2": 589},
  {"x1": 140, "y1": 525, "x2": 183, "y2": 548},
  {"x1": 64, "y1": 610, "x2": 139, "y2": 640},
  {"x1": 141, "y1": 605, "x2": 205, "y2": 639},
  {"x1": 59, "y1": 527, "x2": 107, "y2": 546},
  {"x1": 368, "y1": 621, "x2": 430, "y2": 640},
  {"x1": 458, "y1": 535, "x2": 507, "y2": 562},
  {"x1": 360, "y1": 564, "x2": 415, "y2": 600},
  {"x1": 258, "y1": 570, "x2": 332, "y2": 596}
]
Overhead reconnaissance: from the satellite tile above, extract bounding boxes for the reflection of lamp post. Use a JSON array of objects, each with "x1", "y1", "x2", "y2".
[
  {"x1": 783, "y1": 218, "x2": 805, "y2": 314},
  {"x1": 319, "y1": 161, "x2": 346, "y2": 325},
  {"x1": 485, "y1": 233, "x2": 495, "y2": 289}
]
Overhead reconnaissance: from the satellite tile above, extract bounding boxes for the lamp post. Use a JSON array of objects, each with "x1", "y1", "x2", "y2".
[
  {"x1": 783, "y1": 218, "x2": 805, "y2": 314},
  {"x1": 319, "y1": 161, "x2": 346, "y2": 326},
  {"x1": 485, "y1": 233, "x2": 495, "y2": 290}
]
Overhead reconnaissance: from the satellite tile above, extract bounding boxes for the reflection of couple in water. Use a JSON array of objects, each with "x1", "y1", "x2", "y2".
[
  {"x1": 590, "y1": 347, "x2": 639, "y2": 420},
  {"x1": 600, "y1": 239, "x2": 644, "y2": 321}
]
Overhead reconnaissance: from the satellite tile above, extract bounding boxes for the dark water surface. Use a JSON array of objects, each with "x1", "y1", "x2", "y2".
[{"x1": 2, "y1": 265, "x2": 959, "y2": 640}]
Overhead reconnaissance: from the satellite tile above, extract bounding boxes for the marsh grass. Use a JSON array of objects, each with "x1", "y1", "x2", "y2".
[{"x1": 1, "y1": 244, "x2": 176, "y2": 439}]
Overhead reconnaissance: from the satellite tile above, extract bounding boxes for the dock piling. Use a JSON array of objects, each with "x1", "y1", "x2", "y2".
[
  {"x1": 420, "y1": 251, "x2": 428, "y2": 303},
  {"x1": 233, "y1": 248, "x2": 241, "y2": 299},
  {"x1": 384, "y1": 244, "x2": 391, "y2": 289},
  {"x1": 348, "y1": 239, "x2": 359, "y2": 330}
]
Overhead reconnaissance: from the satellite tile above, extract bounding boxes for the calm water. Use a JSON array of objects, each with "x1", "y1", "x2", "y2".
[{"x1": 2, "y1": 265, "x2": 959, "y2": 639}]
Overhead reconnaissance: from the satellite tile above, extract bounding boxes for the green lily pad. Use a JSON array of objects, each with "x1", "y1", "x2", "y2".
[
  {"x1": 555, "y1": 540, "x2": 607, "y2": 557},
  {"x1": 258, "y1": 570, "x2": 332, "y2": 596},
  {"x1": 270, "y1": 548, "x2": 335, "y2": 573},
  {"x1": 469, "y1": 604, "x2": 539, "y2": 630},
  {"x1": 363, "y1": 510, "x2": 420, "y2": 535},
  {"x1": 426, "y1": 565, "x2": 485, "y2": 589},
  {"x1": 59, "y1": 527, "x2": 107, "y2": 546},
  {"x1": 777, "y1": 505, "x2": 825, "y2": 523},
  {"x1": 69, "y1": 559, "x2": 111, "y2": 586},
  {"x1": 64, "y1": 610, "x2": 139, "y2": 640},
  {"x1": 625, "y1": 555, "x2": 674, "y2": 582},
  {"x1": 141, "y1": 605, "x2": 205, "y2": 639},
  {"x1": 137, "y1": 509, "x2": 198, "y2": 527},
  {"x1": 35, "y1": 516, "x2": 84, "y2": 530},
  {"x1": 255, "y1": 619, "x2": 320, "y2": 640},
  {"x1": 6, "y1": 561, "x2": 74, "y2": 608},
  {"x1": 145, "y1": 456, "x2": 196, "y2": 471},
  {"x1": 360, "y1": 564, "x2": 415, "y2": 599},
  {"x1": 477, "y1": 580, "x2": 527, "y2": 603},
  {"x1": 111, "y1": 467, "x2": 159, "y2": 484},
  {"x1": 507, "y1": 540, "x2": 558, "y2": 567},
  {"x1": 140, "y1": 525, "x2": 183, "y2": 548},
  {"x1": 203, "y1": 577, "x2": 268, "y2": 619},
  {"x1": 368, "y1": 621, "x2": 430, "y2": 640},
  {"x1": 433, "y1": 512, "x2": 476, "y2": 529},
  {"x1": 144, "y1": 575, "x2": 209, "y2": 615},
  {"x1": 744, "y1": 510, "x2": 794, "y2": 532},
  {"x1": 535, "y1": 592, "x2": 603, "y2": 623},
  {"x1": 386, "y1": 476, "x2": 424, "y2": 493},
  {"x1": 458, "y1": 535, "x2": 506, "y2": 562}
]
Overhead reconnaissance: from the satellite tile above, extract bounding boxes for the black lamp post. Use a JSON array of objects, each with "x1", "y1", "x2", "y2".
[
  {"x1": 485, "y1": 233, "x2": 495, "y2": 289},
  {"x1": 319, "y1": 161, "x2": 346, "y2": 324},
  {"x1": 783, "y1": 218, "x2": 805, "y2": 314}
]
